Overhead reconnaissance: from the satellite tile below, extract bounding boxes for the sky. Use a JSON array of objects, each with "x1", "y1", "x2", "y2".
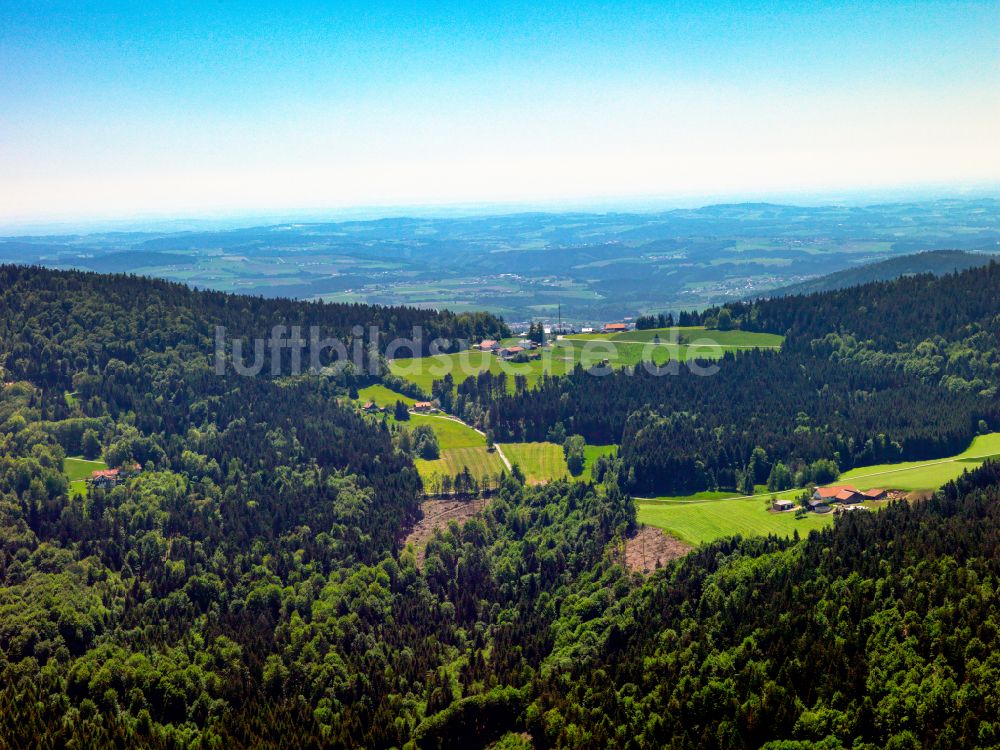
[{"x1": 1, "y1": 0, "x2": 998, "y2": 226}]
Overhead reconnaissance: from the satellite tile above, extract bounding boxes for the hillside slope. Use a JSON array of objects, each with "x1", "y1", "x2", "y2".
[{"x1": 769, "y1": 249, "x2": 997, "y2": 296}]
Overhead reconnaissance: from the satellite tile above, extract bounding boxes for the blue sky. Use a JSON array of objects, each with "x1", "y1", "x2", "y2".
[{"x1": 1, "y1": 1, "x2": 998, "y2": 223}]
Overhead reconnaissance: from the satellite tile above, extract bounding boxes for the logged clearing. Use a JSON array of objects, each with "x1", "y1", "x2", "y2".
[
  {"x1": 624, "y1": 525, "x2": 693, "y2": 574},
  {"x1": 403, "y1": 497, "x2": 489, "y2": 568}
]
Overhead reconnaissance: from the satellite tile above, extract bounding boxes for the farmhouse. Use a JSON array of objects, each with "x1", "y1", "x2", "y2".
[
  {"x1": 807, "y1": 497, "x2": 831, "y2": 512},
  {"x1": 412, "y1": 401, "x2": 435, "y2": 412},
  {"x1": 603, "y1": 323, "x2": 628, "y2": 333},
  {"x1": 498, "y1": 346, "x2": 526, "y2": 360},
  {"x1": 772, "y1": 499, "x2": 795, "y2": 512},
  {"x1": 361, "y1": 401, "x2": 380, "y2": 413},
  {"x1": 476, "y1": 339, "x2": 500, "y2": 351},
  {"x1": 862, "y1": 488, "x2": 887, "y2": 500},
  {"x1": 89, "y1": 468, "x2": 122, "y2": 489},
  {"x1": 813, "y1": 485, "x2": 861, "y2": 504}
]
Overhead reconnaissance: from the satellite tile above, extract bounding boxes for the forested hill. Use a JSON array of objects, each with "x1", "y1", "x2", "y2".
[
  {"x1": 767, "y1": 249, "x2": 997, "y2": 297},
  {"x1": 3, "y1": 260, "x2": 1000, "y2": 747},
  {"x1": 0, "y1": 264, "x2": 507, "y2": 392},
  {"x1": 530, "y1": 460, "x2": 1000, "y2": 749},
  {"x1": 735, "y1": 260, "x2": 1000, "y2": 355},
  {"x1": 0, "y1": 265, "x2": 503, "y2": 747},
  {"x1": 457, "y1": 262, "x2": 999, "y2": 495}
]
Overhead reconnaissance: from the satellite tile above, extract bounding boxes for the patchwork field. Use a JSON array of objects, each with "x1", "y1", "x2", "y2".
[
  {"x1": 388, "y1": 327, "x2": 783, "y2": 394},
  {"x1": 638, "y1": 432, "x2": 1000, "y2": 546}
]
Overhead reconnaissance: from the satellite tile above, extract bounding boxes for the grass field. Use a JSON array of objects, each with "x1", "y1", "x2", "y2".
[
  {"x1": 638, "y1": 495, "x2": 832, "y2": 545},
  {"x1": 837, "y1": 432, "x2": 1000, "y2": 491},
  {"x1": 388, "y1": 348, "x2": 577, "y2": 393},
  {"x1": 357, "y1": 384, "x2": 415, "y2": 408},
  {"x1": 407, "y1": 413, "x2": 485, "y2": 449},
  {"x1": 64, "y1": 456, "x2": 107, "y2": 498},
  {"x1": 388, "y1": 327, "x2": 783, "y2": 394},
  {"x1": 500, "y1": 442, "x2": 569, "y2": 484},
  {"x1": 355, "y1": 388, "x2": 500, "y2": 487},
  {"x1": 601, "y1": 326, "x2": 784, "y2": 348},
  {"x1": 415, "y1": 446, "x2": 506, "y2": 486},
  {"x1": 638, "y1": 432, "x2": 1000, "y2": 546}
]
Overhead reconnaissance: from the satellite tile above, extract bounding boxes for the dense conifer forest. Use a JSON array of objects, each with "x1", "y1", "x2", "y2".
[{"x1": 1, "y1": 264, "x2": 1000, "y2": 748}]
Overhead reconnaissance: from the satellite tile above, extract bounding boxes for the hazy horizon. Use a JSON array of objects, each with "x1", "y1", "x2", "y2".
[{"x1": 2, "y1": 183, "x2": 998, "y2": 237}]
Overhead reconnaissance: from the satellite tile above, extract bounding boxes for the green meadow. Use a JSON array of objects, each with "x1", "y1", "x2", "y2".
[
  {"x1": 837, "y1": 432, "x2": 1000, "y2": 491},
  {"x1": 414, "y1": 447, "x2": 506, "y2": 486},
  {"x1": 387, "y1": 327, "x2": 783, "y2": 394},
  {"x1": 64, "y1": 456, "x2": 108, "y2": 499},
  {"x1": 357, "y1": 384, "x2": 416, "y2": 408},
  {"x1": 580, "y1": 444, "x2": 617, "y2": 482},
  {"x1": 638, "y1": 494, "x2": 833, "y2": 546},
  {"x1": 500, "y1": 442, "x2": 569, "y2": 485},
  {"x1": 638, "y1": 432, "x2": 1000, "y2": 546}
]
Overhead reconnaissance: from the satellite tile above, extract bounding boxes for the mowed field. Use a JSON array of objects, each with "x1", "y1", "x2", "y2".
[
  {"x1": 591, "y1": 326, "x2": 784, "y2": 348},
  {"x1": 837, "y1": 432, "x2": 1000, "y2": 490},
  {"x1": 355, "y1": 385, "x2": 619, "y2": 489},
  {"x1": 638, "y1": 495, "x2": 833, "y2": 545},
  {"x1": 497, "y1": 442, "x2": 618, "y2": 484},
  {"x1": 580, "y1": 444, "x2": 617, "y2": 482},
  {"x1": 415, "y1": 447, "x2": 506, "y2": 485},
  {"x1": 638, "y1": 432, "x2": 1000, "y2": 546},
  {"x1": 388, "y1": 326, "x2": 784, "y2": 394},
  {"x1": 355, "y1": 389, "x2": 504, "y2": 486},
  {"x1": 500, "y1": 442, "x2": 569, "y2": 484},
  {"x1": 357, "y1": 384, "x2": 415, "y2": 408}
]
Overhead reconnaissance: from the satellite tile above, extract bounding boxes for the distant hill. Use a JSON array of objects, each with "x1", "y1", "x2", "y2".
[{"x1": 768, "y1": 250, "x2": 998, "y2": 297}]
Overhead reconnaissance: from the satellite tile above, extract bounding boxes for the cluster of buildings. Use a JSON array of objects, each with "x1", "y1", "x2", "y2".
[
  {"x1": 88, "y1": 462, "x2": 143, "y2": 489},
  {"x1": 808, "y1": 485, "x2": 886, "y2": 512},
  {"x1": 771, "y1": 485, "x2": 889, "y2": 513},
  {"x1": 362, "y1": 400, "x2": 435, "y2": 414},
  {"x1": 474, "y1": 339, "x2": 542, "y2": 361}
]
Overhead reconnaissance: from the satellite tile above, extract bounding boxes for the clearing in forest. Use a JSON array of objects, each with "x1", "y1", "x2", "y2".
[{"x1": 638, "y1": 432, "x2": 1000, "y2": 546}]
